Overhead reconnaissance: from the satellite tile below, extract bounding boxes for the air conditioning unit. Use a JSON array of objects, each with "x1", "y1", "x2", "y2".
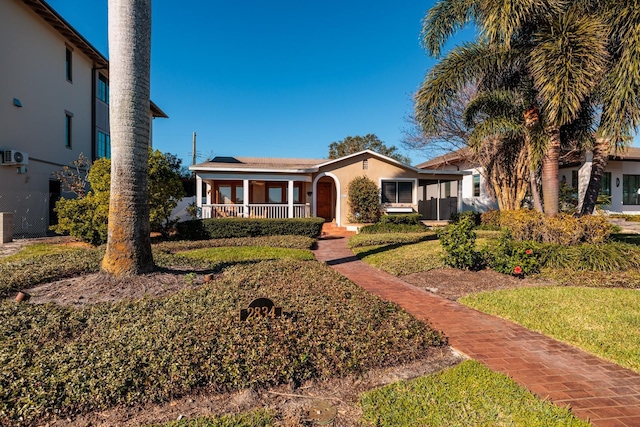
[{"x1": 2, "y1": 150, "x2": 28, "y2": 166}]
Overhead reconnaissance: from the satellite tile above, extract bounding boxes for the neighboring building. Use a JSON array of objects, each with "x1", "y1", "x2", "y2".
[
  {"x1": 0, "y1": 0, "x2": 167, "y2": 238},
  {"x1": 189, "y1": 150, "x2": 468, "y2": 229},
  {"x1": 418, "y1": 147, "x2": 640, "y2": 214}
]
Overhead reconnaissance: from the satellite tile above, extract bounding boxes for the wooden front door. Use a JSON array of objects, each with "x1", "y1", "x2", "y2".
[{"x1": 317, "y1": 181, "x2": 333, "y2": 221}]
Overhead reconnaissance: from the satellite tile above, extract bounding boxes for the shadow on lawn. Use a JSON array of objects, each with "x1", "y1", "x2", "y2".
[{"x1": 353, "y1": 234, "x2": 439, "y2": 260}]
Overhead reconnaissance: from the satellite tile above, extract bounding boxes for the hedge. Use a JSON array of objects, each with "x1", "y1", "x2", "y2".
[{"x1": 176, "y1": 217, "x2": 325, "y2": 240}]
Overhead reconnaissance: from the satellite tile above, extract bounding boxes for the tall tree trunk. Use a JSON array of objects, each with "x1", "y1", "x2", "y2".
[
  {"x1": 529, "y1": 167, "x2": 543, "y2": 212},
  {"x1": 102, "y1": 0, "x2": 155, "y2": 276},
  {"x1": 541, "y1": 126, "x2": 561, "y2": 216},
  {"x1": 579, "y1": 138, "x2": 609, "y2": 216}
]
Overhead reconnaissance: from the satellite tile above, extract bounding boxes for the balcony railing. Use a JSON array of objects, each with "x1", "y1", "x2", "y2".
[{"x1": 202, "y1": 204, "x2": 310, "y2": 219}]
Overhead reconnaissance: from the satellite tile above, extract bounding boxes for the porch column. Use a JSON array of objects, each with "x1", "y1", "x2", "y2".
[
  {"x1": 288, "y1": 180, "x2": 294, "y2": 218},
  {"x1": 243, "y1": 179, "x2": 249, "y2": 218},
  {"x1": 205, "y1": 182, "x2": 212, "y2": 204},
  {"x1": 196, "y1": 175, "x2": 203, "y2": 213},
  {"x1": 437, "y1": 179, "x2": 441, "y2": 221},
  {"x1": 457, "y1": 179, "x2": 463, "y2": 215}
]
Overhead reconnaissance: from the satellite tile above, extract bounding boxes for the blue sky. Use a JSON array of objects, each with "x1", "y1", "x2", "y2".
[{"x1": 47, "y1": 0, "x2": 470, "y2": 166}]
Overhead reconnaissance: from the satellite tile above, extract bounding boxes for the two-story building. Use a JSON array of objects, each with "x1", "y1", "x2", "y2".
[{"x1": 0, "y1": 0, "x2": 167, "y2": 238}]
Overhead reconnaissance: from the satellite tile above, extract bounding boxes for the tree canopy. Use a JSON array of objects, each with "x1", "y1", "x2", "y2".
[{"x1": 329, "y1": 134, "x2": 411, "y2": 165}]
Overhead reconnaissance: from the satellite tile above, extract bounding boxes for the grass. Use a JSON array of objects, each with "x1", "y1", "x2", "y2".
[
  {"x1": 461, "y1": 287, "x2": 640, "y2": 373},
  {"x1": 149, "y1": 409, "x2": 275, "y2": 427},
  {"x1": 352, "y1": 239, "x2": 445, "y2": 276},
  {"x1": 361, "y1": 360, "x2": 590, "y2": 427},
  {"x1": 178, "y1": 246, "x2": 314, "y2": 263}
]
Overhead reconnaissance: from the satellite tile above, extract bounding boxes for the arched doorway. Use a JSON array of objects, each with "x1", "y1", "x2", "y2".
[{"x1": 315, "y1": 175, "x2": 337, "y2": 223}]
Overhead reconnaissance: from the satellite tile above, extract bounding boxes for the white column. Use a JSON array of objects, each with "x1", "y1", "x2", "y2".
[
  {"x1": 288, "y1": 180, "x2": 294, "y2": 218},
  {"x1": 196, "y1": 176, "x2": 203, "y2": 210},
  {"x1": 205, "y1": 182, "x2": 212, "y2": 204},
  {"x1": 436, "y1": 179, "x2": 441, "y2": 221},
  {"x1": 457, "y1": 179, "x2": 463, "y2": 215},
  {"x1": 243, "y1": 179, "x2": 250, "y2": 217}
]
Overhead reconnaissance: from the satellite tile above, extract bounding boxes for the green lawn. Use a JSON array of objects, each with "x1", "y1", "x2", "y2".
[
  {"x1": 178, "y1": 246, "x2": 315, "y2": 263},
  {"x1": 149, "y1": 409, "x2": 275, "y2": 427},
  {"x1": 461, "y1": 287, "x2": 640, "y2": 372},
  {"x1": 361, "y1": 360, "x2": 590, "y2": 427}
]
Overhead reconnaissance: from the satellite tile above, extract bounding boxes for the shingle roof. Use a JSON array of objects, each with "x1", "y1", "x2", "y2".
[{"x1": 196, "y1": 156, "x2": 325, "y2": 171}]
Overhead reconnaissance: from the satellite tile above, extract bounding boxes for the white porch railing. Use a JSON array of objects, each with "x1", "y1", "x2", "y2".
[{"x1": 202, "y1": 204, "x2": 310, "y2": 219}]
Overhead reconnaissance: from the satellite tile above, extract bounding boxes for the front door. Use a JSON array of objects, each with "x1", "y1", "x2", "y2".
[{"x1": 317, "y1": 181, "x2": 333, "y2": 221}]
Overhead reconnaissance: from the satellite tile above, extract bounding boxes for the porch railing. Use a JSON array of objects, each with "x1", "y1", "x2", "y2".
[{"x1": 202, "y1": 204, "x2": 310, "y2": 219}]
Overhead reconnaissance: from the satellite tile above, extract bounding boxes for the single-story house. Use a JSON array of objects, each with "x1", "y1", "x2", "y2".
[
  {"x1": 189, "y1": 150, "x2": 468, "y2": 229},
  {"x1": 417, "y1": 147, "x2": 640, "y2": 214}
]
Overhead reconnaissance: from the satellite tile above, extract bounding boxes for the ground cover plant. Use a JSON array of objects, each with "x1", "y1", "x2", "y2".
[
  {"x1": 0, "y1": 257, "x2": 445, "y2": 425},
  {"x1": 360, "y1": 360, "x2": 590, "y2": 427},
  {"x1": 461, "y1": 287, "x2": 640, "y2": 373},
  {"x1": 150, "y1": 409, "x2": 276, "y2": 427}
]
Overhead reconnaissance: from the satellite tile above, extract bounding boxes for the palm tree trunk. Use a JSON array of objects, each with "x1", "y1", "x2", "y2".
[
  {"x1": 579, "y1": 138, "x2": 609, "y2": 216},
  {"x1": 529, "y1": 167, "x2": 543, "y2": 212},
  {"x1": 102, "y1": 0, "x2": 154, "y2": 276},
  {"x1": 541, "y1": 126, "x2": 561, "y2": 216}
]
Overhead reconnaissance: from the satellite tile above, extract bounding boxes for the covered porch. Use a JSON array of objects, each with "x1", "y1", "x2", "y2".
[{"x1": 196, "y1": 175, "x2": 313, "y2": 219}]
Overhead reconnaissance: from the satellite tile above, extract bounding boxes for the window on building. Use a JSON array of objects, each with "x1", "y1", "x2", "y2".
[
  {"x1": 215, "y1": 181, "x2": 243, "y2": 204},
  {"x1": 444, "y1": 181, "x2": 451, "y2": 198},
  {"x1": 362, "y1": 159, "x2": 368, "y2": 170},
  {"x1": 266, "y1": 182, "x2": 303, "y2": 203},
  {"x1": 65, "y1": 111, "x2": 73, "y2": 148},
  {"x1": 66, "y1": 47, "x2": 73, "y2": 82},
  {"x1": 98, "y1": 74, "x2": 109, "y2": 104},
  {"x1": 97, "y1": 131, "x2": 111, "y2": 158},
  {"x1": 473, "y1": 175, "x2": 480, "y2": 197},
  {"x1": 381, "y1": 181, "x2": 413, "y2": 203},
  {"x1": 571, "y1": 170, "x2": 578, "y2": 189},
  {"x1": 601, "y1": 172, "x2": 612, "y2": 197},
  {"x1": 623, "y1": 175, "x2": 640, "y2": 205}
]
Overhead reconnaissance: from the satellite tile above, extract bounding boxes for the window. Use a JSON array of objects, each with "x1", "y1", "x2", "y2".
[
  {"x1": 381, "y1": 181, "x2": 413, "y2": 204},
  {"x1": 66, "y1": 46, "x2": 73, "y2": 82},
  {"x1": 444, "y1": 181, "x2": 451, "y2": 198},
  {"x1": 65, "y1": 111, "x2": 73, "y2": 148},
  {"x1": 98, "y1": 74, "x2": 109, "y2": 104},
  {"x1": 97, "y1": 131, "x2": 111, "y2": 158},
  {"x1": 601, "y1": 172, "x2": 612, "y2": 197},
  {"x1": 571, "y1": 170, "x2": 578, "y2": 189},
  {"x1": 362, "y1": 159, "x2": 368, "y2": 170},
  {"x1": 623, "y1": 175, "x2": 640, "y2": 205},
  {"x1": 266, "y1": 182, "x2": 303, "y2": 203},
  {"x1": 214, "y1": 181, "x2": 243, "y2": 204},
  {"x1": 473, "y1": 175, "x2": 480, "y2": 197}
]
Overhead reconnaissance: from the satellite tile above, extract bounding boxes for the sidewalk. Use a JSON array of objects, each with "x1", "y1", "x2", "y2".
[{"x1": 313, "y1": 237, "x2": 640, "y2": 427}]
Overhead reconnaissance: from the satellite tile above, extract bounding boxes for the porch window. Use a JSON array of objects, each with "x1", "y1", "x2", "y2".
[
  {"x1": 473, "y1": 175, "x2": 480, "y2": 197},
  {"x1": 622, "y1": 175, "x2": 640, "y2": 205},
  {"x1": 214, "y1": 181, "x2": 243, "y2": 204},
  {"x1": 382, "y1": 181, "x2": 413, "y2": 204},
  {"x1": 601, "y1": 172, "x2": 611, "y2": 197},
  {"x1": 266, "y1": 182, "x2": 303, "y2": 203}
]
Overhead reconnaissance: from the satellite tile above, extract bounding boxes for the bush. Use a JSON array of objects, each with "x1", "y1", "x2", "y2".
[
  {"x1": 348, "y1": 232, "x2": 435, "y2": 249},
  {"x1": 450, "y1": 211, "x2": 481, "y2": 226},
  {"x1": 176, "y1": 217, "x2": 325, "y2": 240},
  {"x1": 579, "y1": 215, "x2": 612, "y2": 244},
  {"x1": 480, "y1": 210, "x2": 501, "y2": 227},
  {"x1": 438, "y1": 216, "x2": 483, "y2": 270},
  {"x1": 379, "y1": 213, "x2": 422, "y2": 225},
  {"x1": 0, "y1": 260, "x2": 445, "y2": 425},
  {"x1": 485, "y1": 230, "x2": 539, "y2": 276},
  {"x1": 347, "y1": 176, "x2": 381, "y2": 223},
  {"x1": 359, "y1": 223, "x2": 429, "y2": 234}
]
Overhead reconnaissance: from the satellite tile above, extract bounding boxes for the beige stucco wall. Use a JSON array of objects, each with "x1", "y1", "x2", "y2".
[{"x1": 315, "y1": 153, "x2": 421, "y2": 226}]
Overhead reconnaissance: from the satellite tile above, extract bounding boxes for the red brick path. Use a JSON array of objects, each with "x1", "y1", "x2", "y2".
[{"x1": 313, "y1": 237, "x2": 640, "y2": 427}]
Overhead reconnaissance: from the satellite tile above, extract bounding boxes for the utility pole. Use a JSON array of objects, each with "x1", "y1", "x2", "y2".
[{"x1": 192, "y1": 131, "x2": 197, "y2": 167}]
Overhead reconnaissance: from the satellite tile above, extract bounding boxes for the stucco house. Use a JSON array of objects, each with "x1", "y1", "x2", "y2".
[
  {"x1": 189, "y1": 150, "x2": 468, "y2": 229},
  {"x1": 418, "y1": 147, "x2": 640, "y2": 214},
  {"x1": 0, "y1": 0, "x2": 167, "y2": 238}
]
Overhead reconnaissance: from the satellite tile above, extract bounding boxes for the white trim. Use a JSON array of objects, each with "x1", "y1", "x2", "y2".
[
  {"x1": 313, "y1": 172, "x2": 341, "y2": 226},
  {"x1": 196, "y1": 173, "x2": 312, "y2": 182},
  {"x1": 378, "y1": 177, "x2": 419, "y2": 205}
]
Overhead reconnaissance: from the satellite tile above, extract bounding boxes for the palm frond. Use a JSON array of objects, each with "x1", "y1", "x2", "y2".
[{"x1": 421, "y1": 0, "x2": 477, "y2": 58}]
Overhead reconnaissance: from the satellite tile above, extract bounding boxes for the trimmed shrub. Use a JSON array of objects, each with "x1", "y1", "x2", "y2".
[
  {"x1": 541, "y1": 214, "x2": 582, "y2": 245},
  {"x1": 438, "y1": 216, "x2": 483, "y2": 270},
  {"x1": 379, "y1": 213, "x2": 422, "y2": 225},
  {"x1": 359, "y1": 223, "x2": 429, "y2": 234},
  {"x1": 347, "y1": 176, "x2": 381, "y2": 223},
  {"x1": 579, "y1": 215, "x2": 612, "y2": 244},
  {"x1": 348, "y1": 232, "x2": 435, "y2": 249},
  {"x1": 176, "y1": 217, "x2": 325, "y2": 240}
]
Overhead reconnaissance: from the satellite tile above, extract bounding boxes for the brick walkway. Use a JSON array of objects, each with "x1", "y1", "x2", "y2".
[{"x1": 313, "y1": 237, "x2": 640, "y2": 427}]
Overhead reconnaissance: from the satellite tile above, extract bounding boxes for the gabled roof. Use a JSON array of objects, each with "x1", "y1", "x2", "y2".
[
  {"x1": 416, "y1": 148, "x2": 471, "y2": 169},
  {"x1": 22, "y1": 0, "x2": 167, "y2": 118}
]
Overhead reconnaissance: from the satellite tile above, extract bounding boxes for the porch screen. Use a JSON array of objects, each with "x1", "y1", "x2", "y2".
[{"x1": 382, "y1": 181, "x2": 413, "y2": 203}]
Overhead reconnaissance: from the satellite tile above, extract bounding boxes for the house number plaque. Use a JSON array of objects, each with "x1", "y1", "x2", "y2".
[{"x1": 240, "y1": 297, "x2": 282, "y2": 321}]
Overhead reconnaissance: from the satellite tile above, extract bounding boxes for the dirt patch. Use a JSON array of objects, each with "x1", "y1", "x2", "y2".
[{"x1": 401, "y1": 268, "x2": 552, "y2": 300}]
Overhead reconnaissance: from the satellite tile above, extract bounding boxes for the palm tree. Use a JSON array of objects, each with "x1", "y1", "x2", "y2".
[
  {"x1": 579, "y1": 2, "x2": 640, "y2": 215},
  {"x1": 101, "y1": 0, "x2": 155, "y2": 276},
  {"x1": 416, "y1": 0, "x2": 609, "y2": 216}
]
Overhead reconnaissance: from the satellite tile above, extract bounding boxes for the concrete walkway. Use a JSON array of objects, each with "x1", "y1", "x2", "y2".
[{"x1": 313, "y1": 237, "x2": 640, "y2": 427}]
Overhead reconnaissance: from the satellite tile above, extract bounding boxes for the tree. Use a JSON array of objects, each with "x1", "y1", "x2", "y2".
[
  {"x1": 102, "y1": 0, "x2": 154, "y2": 276},
  {"x1": 416, "y1": 0, "x2": 608, "y2": 216},
  {"x1": 329, "y1": 134, "x2": 411, "y2": 164},
  {"x1": 148, "y1": 150, "x2": 186, "y2": 236},
  {"x1": 347, "y1": 176, "x2": 381, "y2": 223}
]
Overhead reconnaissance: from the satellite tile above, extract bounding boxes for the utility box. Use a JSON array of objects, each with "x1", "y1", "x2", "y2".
[{"x1": 1, "y1": 212, "x2": 13, "y2": 244}]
